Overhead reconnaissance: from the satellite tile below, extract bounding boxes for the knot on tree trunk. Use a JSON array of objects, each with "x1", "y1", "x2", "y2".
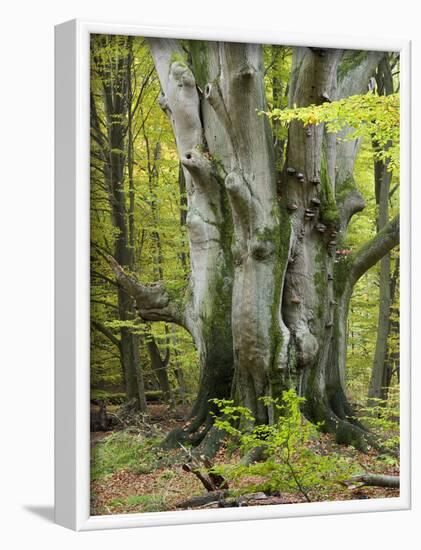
[
  {"x1": 158, "y1": 92, "x2": 170, "y2": 114},
  {"x1": 295, "y1": 328, "x2": 319, "y2": 368},
  {"x1": 250, "y1": 237, "x2": 276, "y2": 261},
  {"x1": 170, "y1": 61, "x2": 196, "y2": 89},
  {"x1": 181, "y1": 148, "x2": 216, "y2": 187},
  {"x1": 338, "y1": 187, "x2": 366, "y2": 230}
]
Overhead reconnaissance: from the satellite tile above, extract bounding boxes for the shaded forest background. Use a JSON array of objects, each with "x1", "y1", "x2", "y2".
[{"x1": 89, "y1": 35, "x2": 400, "y2": 514}]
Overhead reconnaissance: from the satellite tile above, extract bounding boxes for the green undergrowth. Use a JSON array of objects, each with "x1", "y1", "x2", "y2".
[
  {"x1": 109, "y1": 494, "x2": 166, "y2": 513},
  {"x1": 210, "y1": 390, "x2": 358, "y2": 501},
  {"x1": 355, "y1": 388, "x2": 400, "y2": 464},
  {"x1": 91, "y1": 431, "x2": 166, "y2": 480}
]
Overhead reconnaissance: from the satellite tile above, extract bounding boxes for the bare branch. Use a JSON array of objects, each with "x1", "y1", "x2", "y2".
[
  {"x1": 91, "y1": 270, "x2": 119, "y2": 287},
  {"x1": 92, "y1": 320, "x2": 121, "y2": 350},
  {"x1": 91, "y1": 298, "x2": 119, "y2": 311}
]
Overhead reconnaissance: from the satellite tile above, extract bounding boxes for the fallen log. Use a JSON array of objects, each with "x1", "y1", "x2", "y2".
[
  {"x1": 176, "y1": 491, "x2": 269, "y2": 509},
  {"x1": 351, "y1": 474, "x2": 399, "y2": 489},
  {"x1": 175, "y1": 490, "x2": 228, "y2": 509}
]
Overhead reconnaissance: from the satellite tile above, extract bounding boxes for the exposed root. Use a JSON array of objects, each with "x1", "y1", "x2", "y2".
[
  {"x1": 161, "y1": 422, "x2": 209, "y2": 449},
  {"x1": 240, "y1": 445, "x2": 267, "y2": 466},
  {"x1": 161, "y1": 408, "x2": 223, "y2": 454},
  {"x1": 304, "y1": 392, "x2": 371, "y2": 452},
  {"x1": 196, "y1": 426, "x2": 226, "y2": 458}
]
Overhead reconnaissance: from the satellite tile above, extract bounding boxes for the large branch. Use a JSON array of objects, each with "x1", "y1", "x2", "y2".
[
  {"x1": 337, "y1": 51, "x2": 385, "y2": 98},
  {"x1": 147, "y1": 38, "x2": 203, "y2": 155},
  {"x1": 107, "y1": 256, "x2": 183, "y2": 325},
  {"x1": 348, "y1": 215, "x2": 399, "y2": 287},
  {"x1": 146, "y1": 38, "x2": 225, "y2": 251}
]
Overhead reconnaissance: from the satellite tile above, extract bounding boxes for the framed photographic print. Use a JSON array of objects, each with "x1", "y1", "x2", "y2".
[{"x1": 55, "y1": 19, "x2": 411, "y2": 530}]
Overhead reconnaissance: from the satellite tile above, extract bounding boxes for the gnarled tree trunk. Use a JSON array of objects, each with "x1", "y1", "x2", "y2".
[
  {"x1": 278, "y1": 48, "x2": 396, "y2": 447},
  {"x1": 109, "y1": 43, "x2": 399, "y2": 451}
]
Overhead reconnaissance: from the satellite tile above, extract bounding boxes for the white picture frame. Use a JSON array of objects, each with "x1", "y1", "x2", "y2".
[{"x1": 54, "y1": 18, "x2": 412, "y2": 531}]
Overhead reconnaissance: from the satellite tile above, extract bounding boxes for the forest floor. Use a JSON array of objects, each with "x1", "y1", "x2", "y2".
[{"x1": 90, "y1": 404, "x2": 399, "y2": 516}]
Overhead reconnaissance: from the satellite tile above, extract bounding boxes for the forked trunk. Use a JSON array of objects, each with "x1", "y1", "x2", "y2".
[{"x1": 110, "y1": 43, "x2": 399, "y2": 452}]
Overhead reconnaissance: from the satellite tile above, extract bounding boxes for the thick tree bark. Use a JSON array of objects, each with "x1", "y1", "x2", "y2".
[
  {"x1": 132, "y1": 39, "x2": 235, "y2": 445},
  {"x1": 282, "y1": 49, "x2": 390, "y2": 447},
  {"x1": 196, "y1": 42, "x2": 290, "y2": 424}
]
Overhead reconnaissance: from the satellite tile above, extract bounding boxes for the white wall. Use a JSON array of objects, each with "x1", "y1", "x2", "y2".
[{"x1": 0, "y1": 0, "x2": 419, "y2": 548}]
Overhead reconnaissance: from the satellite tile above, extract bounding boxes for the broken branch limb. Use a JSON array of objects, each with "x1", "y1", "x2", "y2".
[
  {"x1": 179, "y1": 445, "x2": 228, "y2": 492},
  {"x1": 181, "y1": 462, "x2": 215, "y2": 492},
  {"x1": 106, "y1": 255, "x2": 184, "y2": 325}
]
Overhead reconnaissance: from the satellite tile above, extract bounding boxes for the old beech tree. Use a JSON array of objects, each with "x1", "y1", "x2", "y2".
[{"x1": 109, "y1": 41, "x2": 399, "y2": 453}]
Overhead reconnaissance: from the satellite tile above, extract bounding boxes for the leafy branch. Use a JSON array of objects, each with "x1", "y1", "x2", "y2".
[{"x1": 261, "y1": 92, "x2": 400, "y2": 170}]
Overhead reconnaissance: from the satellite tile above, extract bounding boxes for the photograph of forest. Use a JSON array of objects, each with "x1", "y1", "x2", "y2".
[{"x1": 89, "y1": 34, "x2": 400, "y2": 515}]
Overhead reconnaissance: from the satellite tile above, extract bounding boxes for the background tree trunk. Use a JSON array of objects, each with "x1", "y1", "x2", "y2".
[
  {"x1": 91, "y1": 35, "x2": 147, "y2": 412},
  {"x1": 368, "y1": 55, "x2": 396, "y2": 406}
]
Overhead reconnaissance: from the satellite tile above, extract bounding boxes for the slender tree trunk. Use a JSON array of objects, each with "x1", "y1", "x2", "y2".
[
  {"x1": 368, "y1": 163, "x2": 392, "y2": 405},
  {"x1": 91, "y1": 35, "x2": 147, "y2": 412},
  {"x1": 170, "y1": 325, "x2": 187, "y2": 406},
  {"x1": 382, "y1": 259, "x2": 400, "y2": 396},
  {"x1": 146, "y1": 333, "x2": 172, "y2": 402},
  {"x1": 368, "y1": 55, "x2": 395, "y2": 406},
  {"x1": 177, "y1": 163, "x2": 189, "y2": 271}
]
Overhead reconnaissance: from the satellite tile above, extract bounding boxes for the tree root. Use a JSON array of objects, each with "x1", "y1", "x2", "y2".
[
  {"x1": 240, "y1": 445, "x2": 267, "y2": 466},
  {"x1": 305, "y1": 393, "x2": 371, "y2": 452},
  {"x1": 161, "y1": 407, "x2": 227, "y2": 455},
  {"x1": 312, "y1": 400, "x2": 395, "y2": 456},
  {"x1": 161, "y1": 424, "x2": 206, "y2": 449},
  {"x1": 196, "y1": 426, "x2": 226, "y2": 458}
]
